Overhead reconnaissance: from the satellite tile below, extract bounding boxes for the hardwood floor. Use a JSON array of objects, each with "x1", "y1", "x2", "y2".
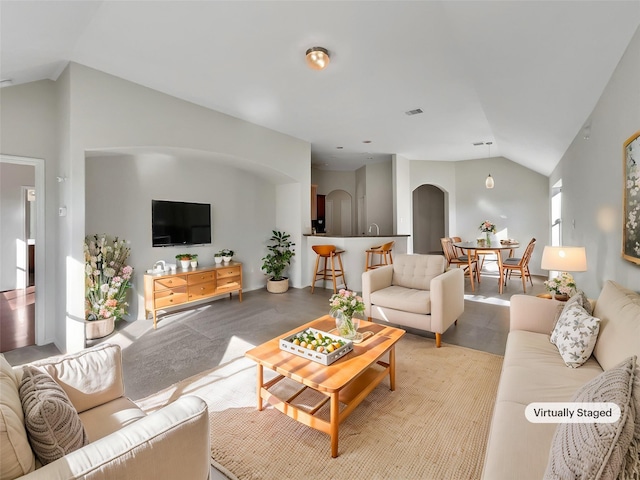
[{"x1": 1, "y1": 287, "x2": 35, "y2": 352}]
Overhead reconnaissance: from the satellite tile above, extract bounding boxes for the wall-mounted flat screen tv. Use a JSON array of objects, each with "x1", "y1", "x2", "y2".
[{"x1": 152, "y1": 200, "x2": 211, "y2": 247}]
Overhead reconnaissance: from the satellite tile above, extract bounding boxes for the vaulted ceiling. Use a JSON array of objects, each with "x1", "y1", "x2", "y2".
[{"x1": 1, "y1": 1, "x2": 638, "y2": 174}]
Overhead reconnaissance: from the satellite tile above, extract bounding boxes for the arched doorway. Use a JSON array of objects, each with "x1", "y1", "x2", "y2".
[
  {"x1": 326, "y1": 190, "x2": 352, "y2": 235},
  {"x1": 412, "y1": 184, "x2": 445, "y2": 254}
]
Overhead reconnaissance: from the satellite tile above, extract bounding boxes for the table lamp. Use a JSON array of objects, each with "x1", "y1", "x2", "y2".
[
  {"x1": 541, "y1": 246, "x2": 588, "y2": 273},
  {"x1": 541, "y1": 246, "x2": 587, "y2": 298}
]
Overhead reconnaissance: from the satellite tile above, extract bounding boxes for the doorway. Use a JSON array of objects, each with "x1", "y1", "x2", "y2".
[
  {"x1": 325, "y1": 190, "x2": 353, "y2": 235},
  {"x1": 0, "y1": 155, "x2": 46, "y2": 350},
  {"x1": 412, "y1": 184, "x2": 445, "y2": 254}
]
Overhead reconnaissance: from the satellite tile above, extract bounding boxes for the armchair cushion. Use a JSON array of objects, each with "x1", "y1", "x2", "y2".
[
  {"x1": 19, "y1": 366, "x2": 88, "y2": 465},
  {"x1": 370, "y1": 286, "x2": 431, "y2": 315},
  {"x1": 391, "y1": 254, "x2": 446, "y2": 290}
]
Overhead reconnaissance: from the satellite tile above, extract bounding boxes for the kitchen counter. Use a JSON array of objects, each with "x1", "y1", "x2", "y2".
[{"x1": 303, "y1": 235, "x2": 408, "y2": 292}]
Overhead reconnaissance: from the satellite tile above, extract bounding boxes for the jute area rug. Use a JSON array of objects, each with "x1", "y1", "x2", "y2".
[{"x1": 136, "y1": 333, "x2": 503, "y2": 480}]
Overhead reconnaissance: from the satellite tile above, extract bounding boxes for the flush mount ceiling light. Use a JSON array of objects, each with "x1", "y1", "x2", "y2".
[{"x1": 305, "y1": 47, "x2": 330, "y2": 70}]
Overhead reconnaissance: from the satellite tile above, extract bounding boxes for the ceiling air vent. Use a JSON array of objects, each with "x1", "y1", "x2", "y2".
[{"x1": 405, "y1": 108, "x2": 423, "y2": 116}]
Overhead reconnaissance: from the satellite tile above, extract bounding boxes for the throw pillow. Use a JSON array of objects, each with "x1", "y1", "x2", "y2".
[
  {"x1": 550, "y1": 303, "x2": 600, "y2": 368},
  {"x1": 19, "y1": 365, "x2": 88, "y2": 465},
  {"x1": 544, "y1": 356, "x2": 637, "y2": 480},
  {"x1": 550, "y1": 290, "x2": 592, "y2": 340}
]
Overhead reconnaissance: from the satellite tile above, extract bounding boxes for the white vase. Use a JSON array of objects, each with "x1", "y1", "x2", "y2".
[
  {"x1": 214, "y1": 256, "x2": 223, "y2": 264},
  {"x1": 190, "y1": 260, "x2": 197, "y2": 268},
  {"x1": 223, "y1": 256, "x2": 232, "y2": 263},
  {"x1": 180, "y1": 260, "x2": 190, "y2": 269}
]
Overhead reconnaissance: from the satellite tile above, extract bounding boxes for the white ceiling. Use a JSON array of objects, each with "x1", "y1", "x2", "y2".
[{"x1": 1, "y1": 1, "x2": 639, "y2": 175}]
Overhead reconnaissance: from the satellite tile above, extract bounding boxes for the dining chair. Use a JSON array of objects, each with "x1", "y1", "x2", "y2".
[
  {"x1": 441, "y1": 237, "x2": 478, "y2": 291},
  {"x1": 500, "y1": 238, "x2": 536, "y2": 293}
]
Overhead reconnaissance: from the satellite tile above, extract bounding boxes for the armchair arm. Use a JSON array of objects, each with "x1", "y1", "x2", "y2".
[
  {"x1": 429, "y1": 268, "x2": 464, "y2": 333},
  {"x1": 21, "y1": 396, "x2": 210, "y2": 480},
  {"x1": 362, "y1": 265, "x2": 394, "y2": 313},
  {"x1": 510, "y1": 294, "x2": 563, "y2": 333},
  {"x1": 29, "y1": 344, "x2": 124, "y2": 414}
]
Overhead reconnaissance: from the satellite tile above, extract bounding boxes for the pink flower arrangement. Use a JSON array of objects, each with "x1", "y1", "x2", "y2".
[
  {"x1": 329, "y1": 289, "x2": 365, "y2": 318},
  {"x1": 479, "y1": 221, "x2": 497, "y2": 233},
  {"x1": 84, "y1": 234, "x2": 134, "y2": 321}
]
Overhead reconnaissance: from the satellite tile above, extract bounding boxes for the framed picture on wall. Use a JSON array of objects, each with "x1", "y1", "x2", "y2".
[{"x1": 623, "y1": 130, "x2": 640, "y2": 265}]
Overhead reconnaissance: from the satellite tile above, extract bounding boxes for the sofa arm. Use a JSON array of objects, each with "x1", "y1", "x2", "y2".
[
  {"x1": 28, "y1": 344, "x2": 124, "y2": 414},
  {"x1": 21, "y1": 396, "x2": 210, "y2": 480},
  {"x1": 510, "y1": 294, "x2": 563, "y2": 334},
  {"x1": 362, "y1": 265, "x2": 394, "y2": 312},
  {"x1": 429, "y1": 268, "x2": 464, "y2": 333}
]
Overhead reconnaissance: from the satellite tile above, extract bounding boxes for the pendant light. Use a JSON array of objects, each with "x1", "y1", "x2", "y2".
[{"x1": 485, "y1": 142, "x2": 494, "y2": 189}]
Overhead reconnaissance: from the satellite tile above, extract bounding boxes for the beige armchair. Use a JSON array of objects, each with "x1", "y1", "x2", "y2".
[
  {"x1": 362, "y1": 254, "x2": 464, "y2": 347},
  {"x1": 1, "y1": 344, "x2": 210, "y2": 480}
]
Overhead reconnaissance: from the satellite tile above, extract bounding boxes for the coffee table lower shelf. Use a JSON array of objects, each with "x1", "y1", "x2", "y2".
[{"x1": 255, "y1": 360, "x2": 392, "y2": 458}]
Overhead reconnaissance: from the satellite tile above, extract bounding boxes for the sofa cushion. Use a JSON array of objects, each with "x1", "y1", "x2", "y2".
[
  {"x1": 19, "y1": 365, "x2": 88, "y2": 465},
  {"x1": 30, "y1": 343, "x2": 125, "y2": 413},
  {"x1": 0, "y1": 355, "x2": 35, "y2": 480},
  {"x1": 593, "y1": 281, "x2": 640, "y2": 371},
  {"x1": 550, "y1": 303, "x2": 600, "y2": 368},
  {"x1": 544, "y1": 356, "x2": 638, "y2": 480},
  {"x1": 370, "y1": 286, "x2": 431, "y2": 314},
  {"x1": 550, "y1": 290, "x2": 592, "y2": 334},
  {"x1": 391, "y1": 254, "x2": 445, "y2": 290},
  {"x1": 79, "y1": 396, "x2": 146, "y2": 442}
]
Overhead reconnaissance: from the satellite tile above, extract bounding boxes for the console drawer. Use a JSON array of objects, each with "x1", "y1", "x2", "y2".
[
  {"x1": 189, "y1": 281, "x2": 217, "y2": 300},
  {"x1": 154, "y1": 287, "x2": 188, "y2": 308},
  {"x1": 216, "y1": 275, "x2": 241, "y2": 292},
  {"x1": 188, "y1": 272, "x2": 216, "y2": 285},
  {"x1": 217, "y1": 266, "x2": 241, "y2": 279},
  {"x1": 154, "y1": 276, "x2": 187, "y2": 290}
]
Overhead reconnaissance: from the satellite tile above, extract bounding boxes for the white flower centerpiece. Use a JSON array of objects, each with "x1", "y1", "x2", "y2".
[
  {"x1": 329, "y1": 289, "x2": 365, "y2": 340},
  {"x1": 84, "y1": 234, "x2": 133, "y2": 338}
]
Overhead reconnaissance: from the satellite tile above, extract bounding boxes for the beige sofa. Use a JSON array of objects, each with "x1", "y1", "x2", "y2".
[
  {"x1": 362, "y1": 254, "x2": 464, "y2": 347},
  {"x1": 1, "y1": 343, "x2": 210, "y2": 480},
  {"x1": 482, "y1": 280, "x2": 640, "y2": 479}
]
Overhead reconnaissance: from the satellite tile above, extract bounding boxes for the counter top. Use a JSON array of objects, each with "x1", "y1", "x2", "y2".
[{"x1": 303, "y1": 234, "x2": 409, "y2": 238}]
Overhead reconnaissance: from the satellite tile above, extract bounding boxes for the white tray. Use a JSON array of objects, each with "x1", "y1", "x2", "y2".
[{"x1": 279, "y1": 328, "x2": 353, "y2": 365}]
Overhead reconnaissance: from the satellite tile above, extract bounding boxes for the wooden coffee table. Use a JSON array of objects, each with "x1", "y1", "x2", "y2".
[{"x1": 245, "y1": 315, "x2": 405, "y2": 457}]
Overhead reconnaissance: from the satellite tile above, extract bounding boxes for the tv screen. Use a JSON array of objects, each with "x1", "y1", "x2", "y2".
[{"x1": 152, "y1": 200, "x2": 211, "y2": 247}]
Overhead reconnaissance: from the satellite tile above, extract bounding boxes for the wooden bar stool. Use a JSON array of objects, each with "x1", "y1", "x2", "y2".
[
  {"x1": 310, "y1": 245, "x2": 347, "y2": 294},
  {"x1": 365, "y1": 241, "x2": 394, "y2": 271}
]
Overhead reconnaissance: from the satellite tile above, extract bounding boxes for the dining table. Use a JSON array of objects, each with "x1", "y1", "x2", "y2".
[{"x1": 453, "y1": 240, "x2": 520, "y2": 294}]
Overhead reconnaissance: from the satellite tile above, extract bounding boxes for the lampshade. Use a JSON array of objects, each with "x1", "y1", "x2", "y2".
[
  {"x1": 485, "y1": 174, "x2": 494, "y2": 189},
  {"x1": 541, "y1": 246, "x2": 588, "y2": 272},
  {"x1": 305, "y1": 47, "x2": 330, "y2": 70}
]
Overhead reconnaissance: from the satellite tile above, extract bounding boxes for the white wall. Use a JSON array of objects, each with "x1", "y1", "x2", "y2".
[
  {"x1": 550, "y1": 26, "x2": 640, "y2": 298},
  {"x1": 454, "y1": 156, "x2": 549, "y2": 275},
  {"x1": 365, "y1": 161, "x2": 393, "y2": 235},
  {"x1": 85, "y1": 153, "x2": 279, "y2": 320},
  {"x1": 0, "y1": 80, "x2": 60, "y2": 346},
  {"x1": 0, "y1": 163, "x2": 34, "y2": 290}
]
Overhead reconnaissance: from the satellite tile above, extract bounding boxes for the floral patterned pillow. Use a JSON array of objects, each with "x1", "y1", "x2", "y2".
[{"x1": 550, "y1": 303, "x2": 600, "y2": 368}]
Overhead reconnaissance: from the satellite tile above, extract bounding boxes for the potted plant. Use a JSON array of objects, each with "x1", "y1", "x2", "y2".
[
  {"x1": 84, "y1": 234, "x2": 133, "y2": 339},
  {"x1": 261, "y1": 230, "x2": 295, "y2": 293},
  {"x1": 190, "y1": 254, "x2": 198, "y2": 268},
  {"x1": 220, "y1": 249, "x2": 234, "y2": 263},
  {"x1": 175, "y1": 254, "x2": 193, "y2": 269},
  {"x1": 214, "y1": 252, "x2": 223, "y2": 264}
]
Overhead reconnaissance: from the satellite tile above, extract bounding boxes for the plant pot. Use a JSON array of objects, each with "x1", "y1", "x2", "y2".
[
  {"x1": 223, "y1": 256, "x2": 232, "y2": 263},
  {"x1": 214, "y1": 256, "x2": 223, "y2": 264},
  {"x1": 554, "y1": 293, "x2": 569, "y2": 301},
  {"x1": 180, "y1": 260, "x2": 190, "y2": 269},
  {"x1": 85, "y1": 317, "x2": 115, "y2": 340},
  {"x1": 267, "y1": 277, "x2": 289, "y2": 294},
  {"x1": 190, "y1": 260, "x2": 198, "y2": 268}
]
